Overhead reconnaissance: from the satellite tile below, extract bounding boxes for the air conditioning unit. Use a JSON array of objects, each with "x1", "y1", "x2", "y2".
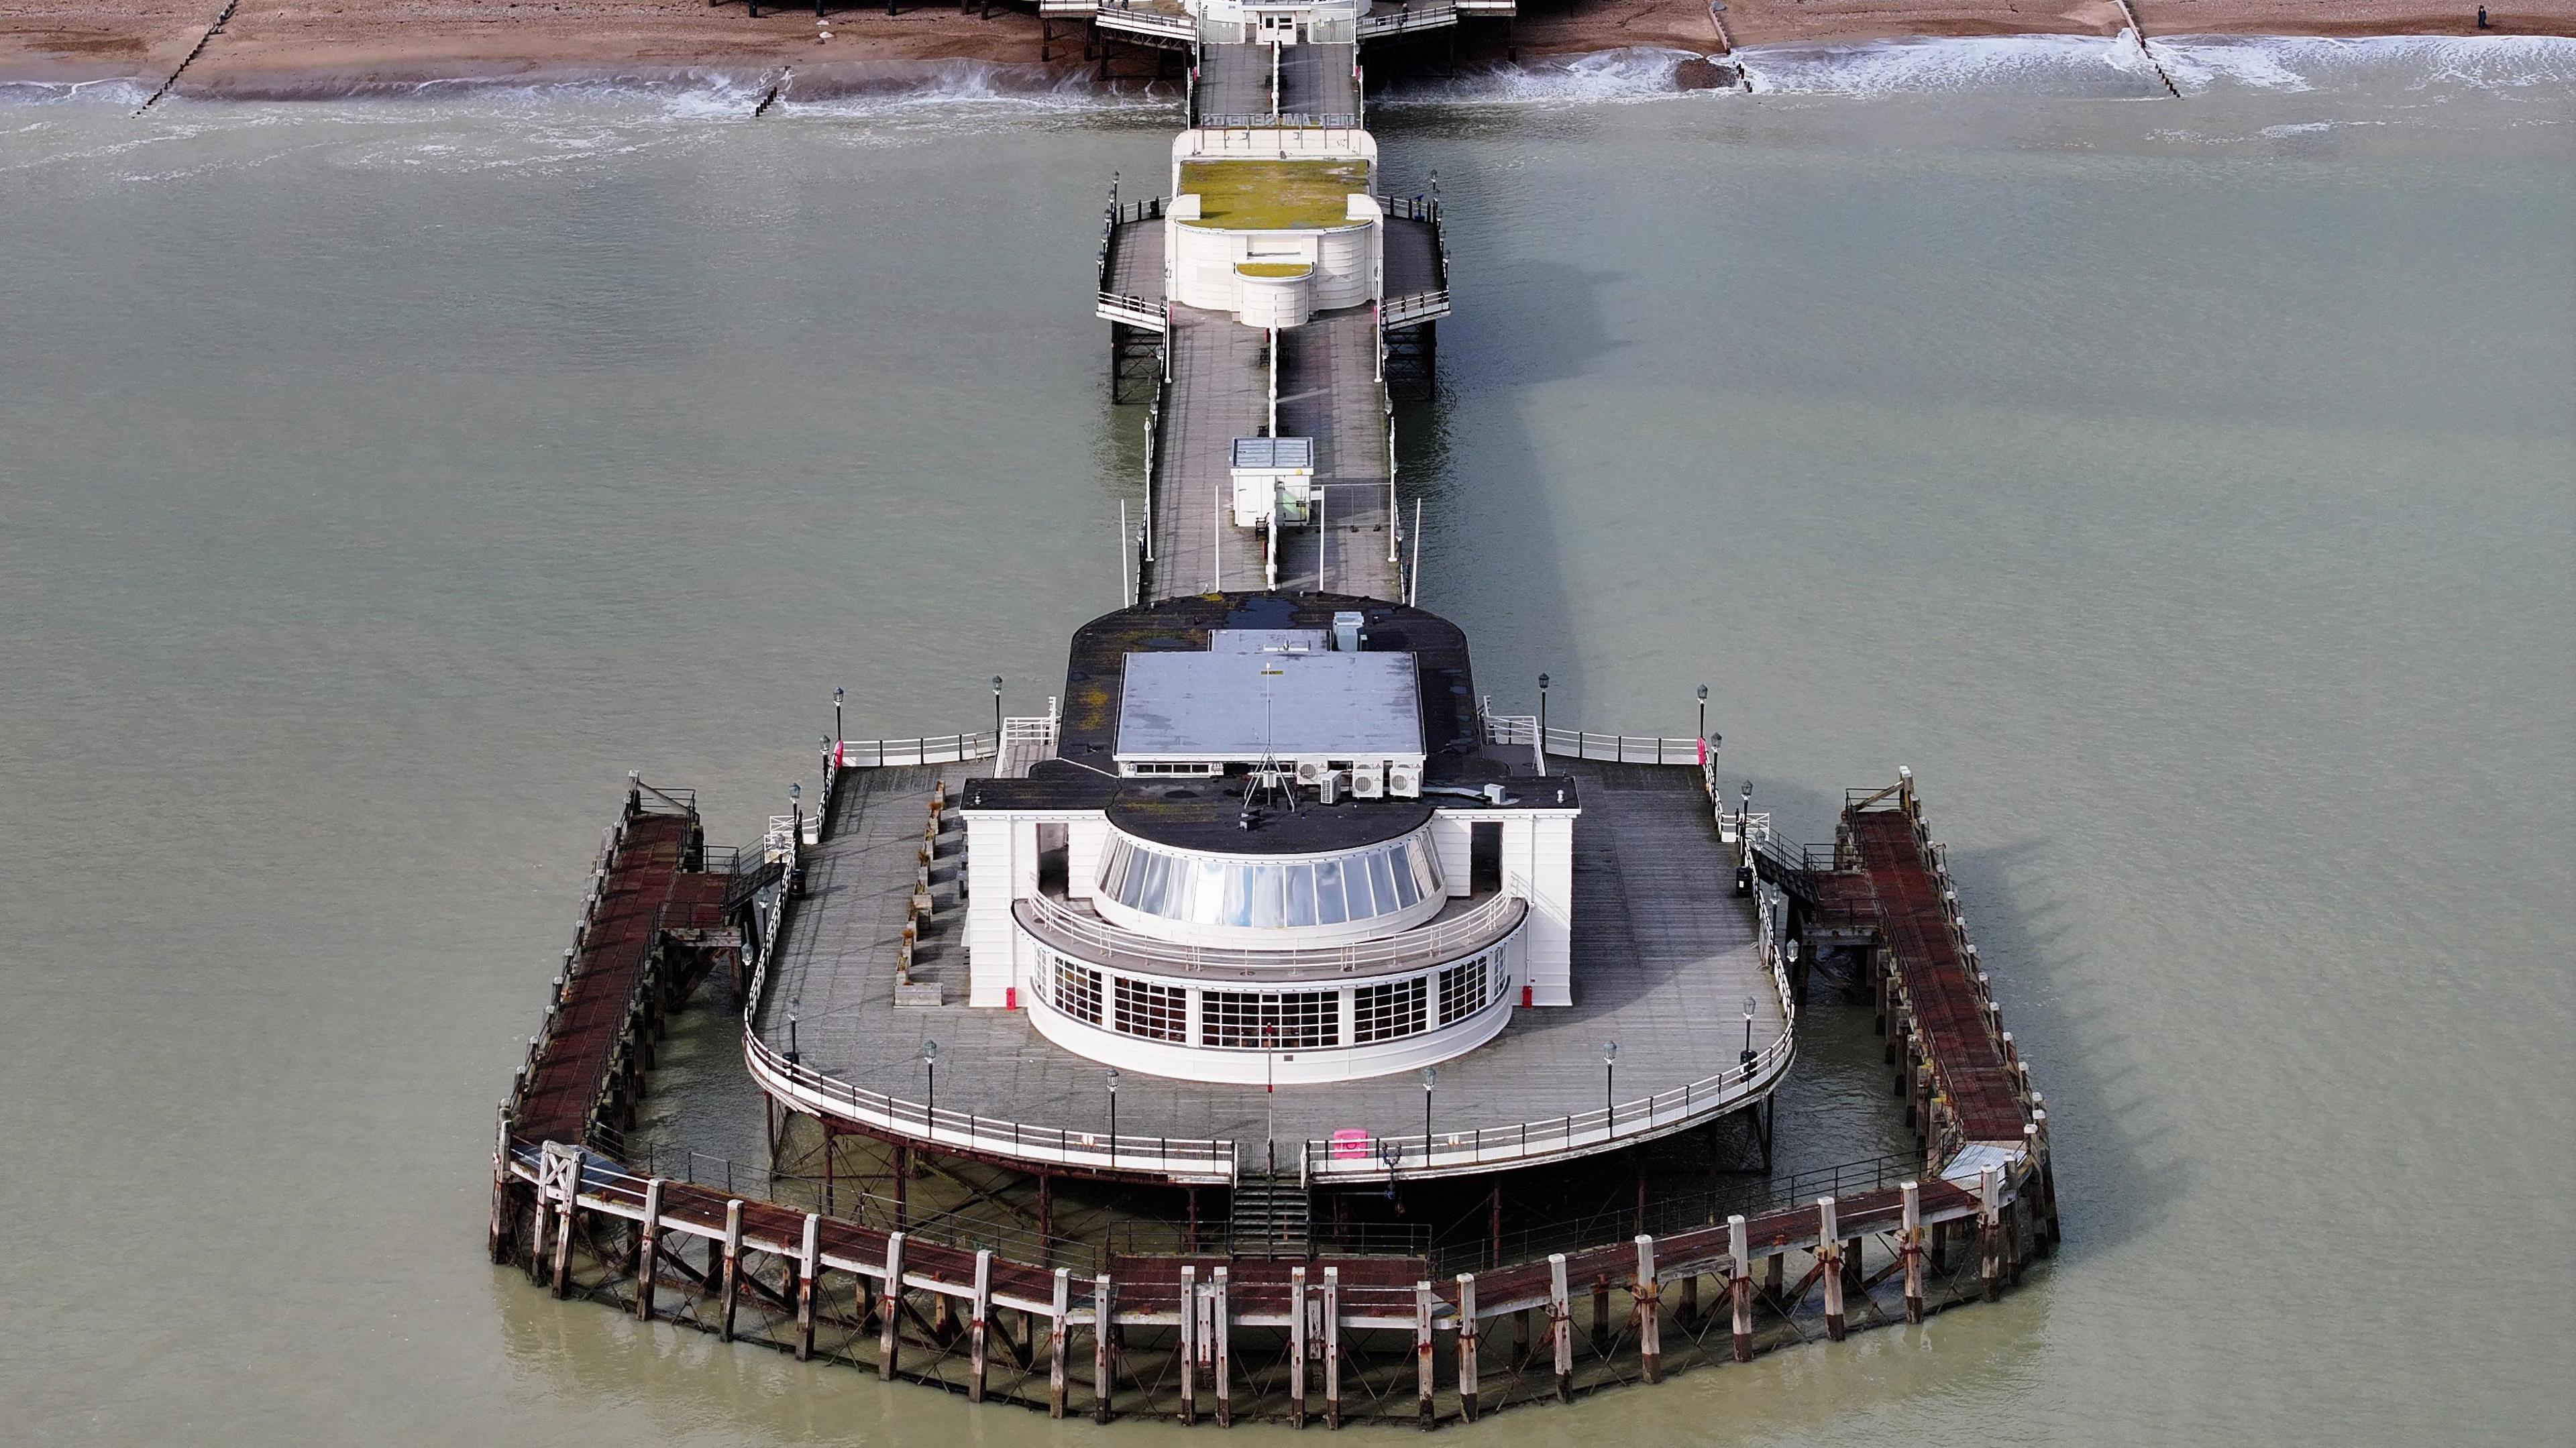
[
  {"x1": 1349, "y1": 765, "x2": 1385, "y2": 799},
  {"x1": 1387, "y1": 763, "x2": 1421, "y2": 798},
  {"x1": 1295, "y1": 759, "x2": 1328, "y2": 786},
  {"x1": 1318, "y1": 771, "x2": 1341, "y2": 805}
]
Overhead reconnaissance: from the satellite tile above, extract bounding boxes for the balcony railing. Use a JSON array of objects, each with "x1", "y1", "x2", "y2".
[
  {"x1": 745, "y1": 1033, "x2": 1240, "y2": 1183},
  {"x1": 1481, "y1": 712, "x2": 1708, "y2": 766}
]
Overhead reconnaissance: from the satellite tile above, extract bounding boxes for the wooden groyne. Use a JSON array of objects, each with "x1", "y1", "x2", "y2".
[{"x1": 135, "y1": 0, "x2": 239, "y2": 115}]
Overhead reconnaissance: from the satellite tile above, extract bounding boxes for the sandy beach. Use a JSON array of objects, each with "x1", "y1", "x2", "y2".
[{"x1": 2, "y1": 0, "x2": 2571, "y2": 97}]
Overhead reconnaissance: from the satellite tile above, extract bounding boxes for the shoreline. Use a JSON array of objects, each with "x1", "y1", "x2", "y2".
[{"x1": 3, "y1": 1, "x2": 2571, "y2": 97}]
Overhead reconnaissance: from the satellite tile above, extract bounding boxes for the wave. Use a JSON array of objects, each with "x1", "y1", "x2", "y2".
[
  {"x1": 1373, "y1": 48, "x2": 1733, "y2": 107},
  {"x1": 0, "y1": 76, "x2": 154, "y2": 108},
  {"x1": 781, "y1": 58, "x2": 1157, "y2": 112},
  {"x1": 1737, "y1": 32, "x2": 2576, "y2": 98},
  {"x1": 2149, "y1": 34, "x2": 2576, "y2": 93}
]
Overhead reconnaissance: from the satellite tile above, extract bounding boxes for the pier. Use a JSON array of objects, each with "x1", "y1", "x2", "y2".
[
  {"x1": 486, "y1": 0, "x2": 2057, "y2": 1424},
  {"x1": 494, "y1": 759, "x2": 2055, "y2": 1422}
]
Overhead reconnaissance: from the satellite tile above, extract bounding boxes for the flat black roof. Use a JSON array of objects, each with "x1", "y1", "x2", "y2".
[{"x1": 1106, "y1": 778, "x2": 1434, "y2": 854}]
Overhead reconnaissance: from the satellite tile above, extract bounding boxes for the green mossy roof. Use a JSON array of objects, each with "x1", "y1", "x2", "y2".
[
  {"x1": 1235, "y1": 262, "x2": 1314, "y2": 278},
  {"x1": 1179, "y1": 158, "x2": 1370, "y2": 231}
]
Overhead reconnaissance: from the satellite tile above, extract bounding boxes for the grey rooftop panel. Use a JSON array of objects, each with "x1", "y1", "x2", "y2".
[{"x1": 1117, "y1": 648, "x2": 1424, "y2": 761}]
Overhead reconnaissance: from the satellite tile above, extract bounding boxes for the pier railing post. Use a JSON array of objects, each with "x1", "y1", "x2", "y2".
[
  {"x1": 1727, "y1": 1215, "x2": 1754, "y2": 1362},
  {"x1": 1049, "y1": 1268, "x2": 1072, "y2": 1418},
  {"x1": 879, "y1": 1232, "x2": 907, "y2": 1379},
  {"x1": 635, "y1": 1178, "x2": 663, "y2": 1321},
  {"x1": 1092, "y1": 1272, "x2": 1115, "y2": 1423},
  {"x1": 1289, "y1": 1266, "x2": 1310, "y2": 1427},
  {"x1": 1324, "y1": 1266, "x2": 1344, "y2": 1428},
  {"x1": 1213, "y1": 1266, "x2": 1232, "y2": 1427},
  {"x1": 1633, "y1": 1235, "x2": 1661, "y2": 1382},
  {"x1": 1455, "y1": 1272, "x2": 1480, "y2": 1421},
  {"x1": 718, "y1": 1199, "x2": 745, "y2": 1341},
  {"x1": 1414, "y1": 1280, "x2": 1436, "y2": 1428},
  {"x1": 1901, "y1": 1181, "x2": 1925, "y2": 1323},
  {"x1": 1979, "y1": 1166, "x2": 2002, "y2": 1301},
  {"x1": 1179, "y1": 1264, "x2": 1198, "y2": 1425},
  {"x1": 488, "y1": 1113, "x2": 513, "y2": 1266},
  {"x1": 796, "y1": 1213, "x2": 821, "y2": 1360},
  {"x1": 969, "y1": 1248, "x2": 994, "y2": 1402},
  {"x1": 1547, "y1": 1252, "x2": 1573, "y2": 1400},
  {"x1": 1818, "y1": 1198, "x2": 1845, "y2": 1341}
]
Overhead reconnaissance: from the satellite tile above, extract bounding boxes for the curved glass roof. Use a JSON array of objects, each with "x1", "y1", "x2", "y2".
[{"x1": 1097, "y1": 828, "x2": 1443, "y2": 932}]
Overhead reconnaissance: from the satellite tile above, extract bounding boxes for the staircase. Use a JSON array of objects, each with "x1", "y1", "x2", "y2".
[{"x1": 1227, "y1": 1174, "x2": 1311, "y2": 1259}]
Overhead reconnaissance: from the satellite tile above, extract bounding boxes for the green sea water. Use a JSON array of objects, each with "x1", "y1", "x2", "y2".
[{"x1": 2, "y1": 36, "x2": 2570, "y2": 1445}]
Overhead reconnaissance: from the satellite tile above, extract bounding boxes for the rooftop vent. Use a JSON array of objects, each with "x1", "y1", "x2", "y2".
[{"x1": 1332, "y1": 611, "x2": 1364, "y2": 653}]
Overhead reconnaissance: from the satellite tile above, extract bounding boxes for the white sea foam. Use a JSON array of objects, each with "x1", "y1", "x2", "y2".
[
  {"x1": 1741, "y1": 34, "x2": 2158, "y2": 97},
  {"x1": 1735, "y1": 32, "x2": 2576, "y2": 99},
  {"x1": 0, "y1": 76, "x2": 154, "y2": 108},
  {"x1": 779, "y1": 60, "x2": 1166, "y2": 122},
  {"x1": 2151, "y1": 34, "x2": 2576, "y2": 94},
  {"x1": 1374, "y1": 48, "x2": 1710, "y2": 108}
]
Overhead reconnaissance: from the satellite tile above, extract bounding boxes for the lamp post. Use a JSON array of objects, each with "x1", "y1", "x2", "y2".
[
  {"x1": 1421, "y1": 1065, "x2": 1436, "y2": 1165},
  {"x1": 788, "y1": 782, "x2": 802, "y2": 861},
  {"x1": 1538, "y1": 673, "x2": 1551, "y2": 757},
  {"x1": 922, "y1": 1040, "x2": 940, "y2": 1141},
  {"x1": 833, "y1": 685, "x2": 845, "y2": 746},
  {"x1": 1601, "y1": 1040, "x2": 1618, "y2": 1135},
  {"x1": 1106, "y1": 1068, "x2": 1120, "y2": 1172},
  {"x1": 992, "y1": 675, "x2": 1005, "y2": 738},
  {"x1": 1739, "y1": 997, "x2": 1758, "y2": 1076},
  {"x1": 1696, "y1": 683, "x2": 1709, "y2": 750},
  {"x1": 786, "y1": 995, "x2": 802, "y2": 1066}
]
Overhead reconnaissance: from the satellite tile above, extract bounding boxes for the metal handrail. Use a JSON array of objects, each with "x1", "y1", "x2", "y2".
[
  {"x1": 1016, "y1": 889, "x2": 1527, "y2": 979},
  {"x1": 1357, "y1": 2, "x2": 1458, "y2": 36},
  {"x1": 745, "y1": 1033, "x2": 1239, "y2": 1182},
  {"x1": 1098, "y1": 290, "x2": 1164, "y2": 327},
  {"x1": 1383, "y1": 290, "x2": 1450, "y2": 327},
  {"x1": 832, "y1": 733, "x2": 1000, "y2": 767},
  {"x1": 1481, "y1": 712, "x2": 1708, "y2": 767}
]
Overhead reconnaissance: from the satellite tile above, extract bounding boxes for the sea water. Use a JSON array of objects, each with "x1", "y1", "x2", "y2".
[{"x1": 1, "y1": 35, "x2": 2569, "y2": 1444}]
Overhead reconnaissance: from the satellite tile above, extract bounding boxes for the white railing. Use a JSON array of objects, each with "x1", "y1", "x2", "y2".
[
  {"x1": 1097, "y1": 291, "x2": 1165, "y2": 329},
  {"x1": 1017, "y1": 891, "x2": 1527, "y2": 979},
  {"x1": 745, "y1": 1032, "x2": 1239, "y2": 1183},
  {"x1": 1185, "y1": 125, "x2": 1373, "y2": 158},
  {"x1": 1382, "y1": 289, "x2": 1450, "y2": 327},
  {"x1": 1357, "y1": 1, "x2": 1458, "y2": 37},
  {"x1": 1093, "y1": 4, "x2": 1214, "y2": 42},
  {"x1": 833, "y1": 733, "x2": 1000, "y2": 768},
  {"x1": 1303, "y1": 881, "x2": 1798, "y2": 1182},
  {"x1": 1480, "y1": 709, "x2": 1707, "y2": 767}
]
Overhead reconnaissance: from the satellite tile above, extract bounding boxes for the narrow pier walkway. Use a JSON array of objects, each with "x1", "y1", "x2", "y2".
[
  {"x1": 1846, "y1": 799, "x2": 2027, "y2": 1146},
  {"x1": 517, "y1": 809, "x2": 698, "y2": 1145}
]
